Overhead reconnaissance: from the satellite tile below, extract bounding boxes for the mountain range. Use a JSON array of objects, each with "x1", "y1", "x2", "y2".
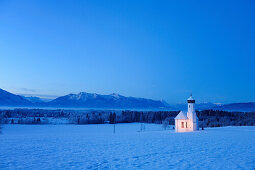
[
  {"x1": 0, "y1": 89, "x2": 166, "y2": 109},
  {"x1": 48, "y1": 92, "x2": 166, "y2": 109},
  {"x1": 0, "y1": 88, "x2": 254, "y2": 111}
]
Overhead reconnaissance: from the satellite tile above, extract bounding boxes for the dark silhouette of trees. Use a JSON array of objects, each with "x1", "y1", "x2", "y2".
[
  {"x1": 109, "y1": 112, "x2": 116, "y2": 124},
  {"x1": 113, "y1": 113, "x2": 116, "y2": 124},
  {"x1": 86, "y1": 114, "x2": 90, "y2": 124},
  {"x1": 37, "y1": 118, "x2": 41, "y2": 123},
  {"x1": 0, "y1": 108, "x2": 254, "y2": 127}
]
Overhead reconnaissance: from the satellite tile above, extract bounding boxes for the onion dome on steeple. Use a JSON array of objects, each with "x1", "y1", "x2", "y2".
[{"x1": 187, "y1": 93, "x2": 195, "y2": 103}]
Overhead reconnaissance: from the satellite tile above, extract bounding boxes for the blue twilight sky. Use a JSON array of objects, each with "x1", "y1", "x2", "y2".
[{"x1": 0, "y1": 0, "x2": 255, "y2": 104}]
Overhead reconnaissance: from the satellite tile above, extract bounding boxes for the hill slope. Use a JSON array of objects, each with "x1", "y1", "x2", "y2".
[{"x1": 0, "y1": 89, "x2": 31, "y2": 106}]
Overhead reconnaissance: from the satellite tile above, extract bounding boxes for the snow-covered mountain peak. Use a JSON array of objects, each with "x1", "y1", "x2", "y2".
[
  {"x1": 65, "y1": 92, "x2": 100, "y2": 101},
  {"x1": 110, "y1": 93, "x2": 122, "y2": 98},
  {"x1": 48, "y1": 91, "x2": 167, "y2": 108}
]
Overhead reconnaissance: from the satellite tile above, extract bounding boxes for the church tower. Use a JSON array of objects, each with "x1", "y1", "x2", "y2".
[
  {"x1": 187, "y1": 94, "x2": 198, "y2": 131},
  {"x1": 174, "y1": 94, "x2": 199, "y2": 132}
]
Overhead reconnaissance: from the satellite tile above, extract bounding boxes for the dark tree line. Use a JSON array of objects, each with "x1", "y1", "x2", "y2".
[
  {"x1": 119, "y1": 111, "x2": 178, "y2": 124},
  {"x1": 197, "y1": 110, "x2": 255, "y2": 127},
  {"x1": 109, "y1": 112, "x2": 116, "y2": 124},
  {"x1": 119, "y1": 110, "x2": 255, "y2": 127},
  {"x1": 0, "y1": 109, "x2": 254, "y2": 128}
]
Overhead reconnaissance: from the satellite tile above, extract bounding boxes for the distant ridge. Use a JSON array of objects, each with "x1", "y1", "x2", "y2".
[{"x1": 214, "y1": 102, "x2": 255, "y2": 112}]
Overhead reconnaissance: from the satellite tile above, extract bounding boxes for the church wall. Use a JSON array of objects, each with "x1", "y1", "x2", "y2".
[
  {"x1": 175, "y1": 119, "x2": 197, "y2": 132},
  {"x1": 174, "y1": 95, "x2": 199, "y2": 132},
  {"x1": 175, "y1": 119, "x2": 191, "y2": 132}
]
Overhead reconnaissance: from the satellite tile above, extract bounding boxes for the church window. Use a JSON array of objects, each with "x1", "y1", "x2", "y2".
[
  {"x1": 186, "y1": 122, "x2": 187, "y2": 128},
  {"x1": 181, "y1": 122, "x2": 184, "y2": 128}
]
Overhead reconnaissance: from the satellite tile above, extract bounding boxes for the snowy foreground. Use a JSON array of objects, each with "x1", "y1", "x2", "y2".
[{"x1": 0, "y1": 124, "x2": 255, "y2": 169}]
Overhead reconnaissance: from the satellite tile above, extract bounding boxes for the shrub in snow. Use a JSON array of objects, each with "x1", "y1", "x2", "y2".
[
  {"x1": 140, "y1": 123, "x2": 146, "y2": 132},
  {"x1": 162, "y1": 118, "x2": 171, "y2": 130}
]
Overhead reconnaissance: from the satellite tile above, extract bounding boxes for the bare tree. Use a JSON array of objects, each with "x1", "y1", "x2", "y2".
[
  {"x1": 113, "y1": 113, "x2": 116, "y2": 133},
  {"x1": 162, "y1": 117, "x2": 171, "y2": 130},
  {"x1": 140, "y1": 123, "x2": 145, "y2": 132},
  {"x1": 0, "y1": 115, "x2": 2, "y2": 134}
]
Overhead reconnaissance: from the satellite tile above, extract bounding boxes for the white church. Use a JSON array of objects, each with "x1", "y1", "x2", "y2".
[{"x1": 175, "y1": 94, "x2": 199, "y2": 132}]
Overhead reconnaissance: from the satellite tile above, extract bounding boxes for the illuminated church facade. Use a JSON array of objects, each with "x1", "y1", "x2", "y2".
[{"x1": 175, "y1": 95, "x2": 199, "y2": 132}]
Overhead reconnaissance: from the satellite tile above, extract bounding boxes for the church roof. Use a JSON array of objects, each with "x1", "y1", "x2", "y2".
[
  {"x1": 175, "y1": 111, "x2": 188, "y2": 120},
  {"x1": 187, "y1": 96, "x2": 194, "y2": 100}
]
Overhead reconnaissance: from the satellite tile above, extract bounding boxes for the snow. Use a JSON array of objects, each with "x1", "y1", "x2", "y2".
[
  {"x1": 175, "y1": 111, "x2": 188, "y2": 120},
  {"x1": 187, "y1": 96, "x2": 194, "y2": 101},
  {"x1": 0, "y1": 124, "x2": 255, "y2": 169}
]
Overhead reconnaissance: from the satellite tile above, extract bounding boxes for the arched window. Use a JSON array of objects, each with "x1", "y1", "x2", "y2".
[
  {"x1": 181, "y1": 122, "x2": 184, "y2": 128},
  {"x1": 186, "y1": 122, "x2": 188, "y2": 128}
]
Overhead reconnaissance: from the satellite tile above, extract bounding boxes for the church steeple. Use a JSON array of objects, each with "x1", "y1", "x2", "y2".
[
  {"x1": 187, "y1": 94, "x2": 195, "y2": 119},
  {"x1": 187, "y1": 93, "x2": 195, "y2": 103},
  {"x1": 174, "y1": 94, "x2": 199, "y2": 132}
]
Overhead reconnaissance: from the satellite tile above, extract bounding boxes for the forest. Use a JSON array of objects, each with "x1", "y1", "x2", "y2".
[{"x1": 0, "y1": 109, "x2": 254, "y2": 128}]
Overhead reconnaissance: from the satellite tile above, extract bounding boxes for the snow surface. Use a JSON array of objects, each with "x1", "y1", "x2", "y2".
[{"x1": 0, "y1": 124, "x2": 255, "y2": 169}]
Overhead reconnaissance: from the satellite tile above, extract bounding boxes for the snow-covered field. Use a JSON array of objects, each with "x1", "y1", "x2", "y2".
[{"x1": 0, "y1": 124, "x2": 255, "y2": 169}]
